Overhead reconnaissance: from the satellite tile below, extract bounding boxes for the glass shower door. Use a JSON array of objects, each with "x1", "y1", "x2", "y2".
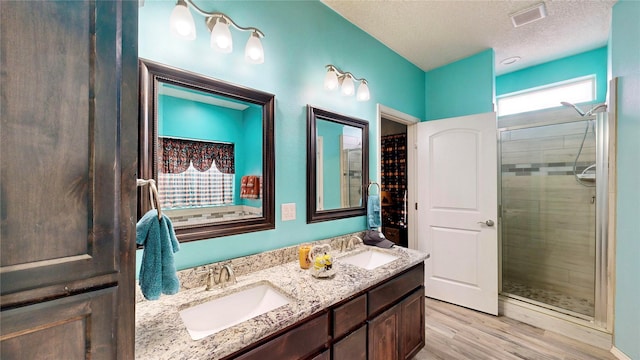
[{"x1": 500, "y1": 119, "x2": 597, "y2": 318}]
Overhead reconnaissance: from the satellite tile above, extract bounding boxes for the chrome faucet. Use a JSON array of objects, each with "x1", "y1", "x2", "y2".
[
  {"x1": 217, "y1": 264, "x2": 237, "y2": 288},
  {"x1": 204, "y1": 268, "x2": 216, "y2": 291},
  {"x1": 342, "y1": 236, "x2": 362, "y2": 251},
  {"x1": 202, "y1": 264, "x2": 237, "y2": 290}
]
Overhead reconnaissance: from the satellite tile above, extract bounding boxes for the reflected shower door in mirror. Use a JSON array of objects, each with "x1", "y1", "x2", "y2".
[
  {"x1": 307, "y1": 106, "x2": 369, "y2": 223},
  {"x1": 139, "y1": 59, "x2": 275, "y2": 242}
]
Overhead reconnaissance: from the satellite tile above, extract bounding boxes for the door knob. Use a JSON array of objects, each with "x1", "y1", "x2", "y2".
[{"x1": 478, "y1": 220, "x2": 495, "y2": 227}]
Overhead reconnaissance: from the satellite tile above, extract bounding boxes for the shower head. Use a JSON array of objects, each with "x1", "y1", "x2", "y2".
[
  {"x1": 560, "y1": 101, "x2": 585, "y2": 116},
  {"x1": 584, "y1": 104, "x2": 607, "y2": 117},
  {"x1": 560, "y1": 102, "x2": 607, "y2": 117}
]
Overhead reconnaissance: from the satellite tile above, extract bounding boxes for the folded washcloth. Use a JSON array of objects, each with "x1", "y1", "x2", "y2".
[
  {"x1": 367, "y1": 194, "x2": 381, "y2": 229},
  {"x1": 136, "y1": 209, "x2": 180, "y2": 300},
  {"x1": 240, "y1": 175, "x2": 260, "y2": 199}
]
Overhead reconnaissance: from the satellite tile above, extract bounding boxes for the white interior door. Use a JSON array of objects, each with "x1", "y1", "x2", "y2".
[{"x1": 417, "y1": 112, "x2": 498, "y2": 315}]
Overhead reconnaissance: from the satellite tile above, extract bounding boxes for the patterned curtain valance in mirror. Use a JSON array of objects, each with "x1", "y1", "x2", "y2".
[{"x1": 159, "y1": 137, "x2": 235, "y2": 174}]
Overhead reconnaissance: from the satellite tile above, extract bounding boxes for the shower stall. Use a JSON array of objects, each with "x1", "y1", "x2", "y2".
[{"x1": 499, "y1": 105, "x2": 609, "y2": 326}]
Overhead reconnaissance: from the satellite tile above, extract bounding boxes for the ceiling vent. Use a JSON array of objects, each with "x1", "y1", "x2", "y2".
[{"x1": 510, "y1": 2, "x2": 547, "y2": 28}]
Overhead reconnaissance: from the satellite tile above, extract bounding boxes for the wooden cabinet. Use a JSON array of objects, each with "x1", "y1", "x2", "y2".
[
  {"x1": 310, "y1": 350, "x2": 330, "y2": 360},
  {"x1": 333, "y1": 325, "x2": 367, "y2": 360},
  {"x1": 361, "y1": 263, "x2": 425, "y2": 360},
  {"x1": 369, "y1": 303, "x2": 401, "y2": 360},
  {"x1": 333, "y1": 294, "x2": 367, "y2": 338},
  {"x1": 331, "y1": 293, "x2": 368, "y2": 360},
  {"x1": 0, "y1": 1, "x2": 138, "y2": 358},
  {"x1": 384, "y1": 226, "x2": 401, "y2": 243},
  {"x1": 368, "y1": 264, "x2": 424, "y2": 316},
  {"x1": 383, "y1": 225, "x2": 408, "y2": 247},
  {"x1": 1, "y1": 289, "x2": 118, "y2": 359},
  {"x1": 367, "y1": 288, "x2": 425, "y2": 360},
  {"x1": 400, "y1": 289, "x2": 425, "y2": 360},
  {"x1": 222, "y1": 263, "x2": 425, "y2": 360},
  {"x1": 229, "y1": 312, "x2": 330, "y2": 360}
]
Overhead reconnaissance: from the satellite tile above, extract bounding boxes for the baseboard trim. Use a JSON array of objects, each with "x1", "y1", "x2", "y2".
[
  {"x1": 610, "y1": 346, "x2": 632, "y2": 360},
  {"x1": 500, "y1": 296, "x2": 612, "y2": 350}
]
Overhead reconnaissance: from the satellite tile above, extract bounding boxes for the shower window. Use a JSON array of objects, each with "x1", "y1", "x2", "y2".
[
  {"x1": 497, "y1": 76, "x2": 596, "y2": 116},
  {"x1": 500, "y1": 120, "x2": 597, "y2": 318}
]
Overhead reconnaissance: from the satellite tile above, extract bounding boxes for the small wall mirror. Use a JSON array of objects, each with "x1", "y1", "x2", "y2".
[
  {"x1": 139, "y1": 59, "x2": 275, "y2": 242},
  {"x1": 307, "y1": 106, "x2": 369, "y2": 223}
]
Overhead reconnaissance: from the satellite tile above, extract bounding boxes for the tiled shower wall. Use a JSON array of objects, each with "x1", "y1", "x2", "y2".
[
  {"x1": 165, "y1": 205, "x2": 262, "y2": 227},
  {"x1": 501, "y1": 120, "x2": 597, "y2": 311}
]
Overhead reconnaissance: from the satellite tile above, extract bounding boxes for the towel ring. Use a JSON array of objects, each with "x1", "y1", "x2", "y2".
[
  {"x1": 137, "y1": 178, "x2": 162, "y2": 220},
  {"x1": 368, "y1": 181, "x2": 380, "y2": 195}
]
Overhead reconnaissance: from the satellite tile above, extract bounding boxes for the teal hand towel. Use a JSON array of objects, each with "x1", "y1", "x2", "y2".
[
  {"x1": 367, "y1": 194, "x2": 381, "y2": 229},
  {"x1": 136, "y1": 209, "x2": 180, "y2": 300}
]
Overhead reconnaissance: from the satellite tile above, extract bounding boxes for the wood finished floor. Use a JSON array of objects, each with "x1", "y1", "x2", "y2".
[{"x1": 412, "y1": 298, "x2": 616, "y2": 360}]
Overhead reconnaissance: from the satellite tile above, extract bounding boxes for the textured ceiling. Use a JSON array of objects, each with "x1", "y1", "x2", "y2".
[{"x1": 322, "y1": 0, "x2": 616, "y2": 75}]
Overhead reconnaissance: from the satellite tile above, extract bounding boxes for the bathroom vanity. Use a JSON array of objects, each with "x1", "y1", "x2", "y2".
[
  {"x1": 135, "y1": 242, "x2": 427, "y2": 359},
  {"x1": 227, "y1": 264, "x2": 424, "y2": 360}
]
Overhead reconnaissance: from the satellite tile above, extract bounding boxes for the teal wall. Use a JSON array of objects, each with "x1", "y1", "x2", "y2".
[
  {"x1": 159, "y1": 95, "x2": 263, "y2": 205},
  {"x1": 138, "y1": 0, "x2": 425, "y2": 271},
  {"x1": 424, "y1": 49, "x2": 495, "y2": 120},
  {"x1": 496, "y1": 47, "x2": 608, "y2": 103},
  {"x1": 611, "y1": 1, "x2": 640, "y2": 358},
  {"x1": 139, "y1": 4, "x2": 640, "y2": 352},
  {"x1": 160, "y1": 96, "x2": 243, "y2": 142}
]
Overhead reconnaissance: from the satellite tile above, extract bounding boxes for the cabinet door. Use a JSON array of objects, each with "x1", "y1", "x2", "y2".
[
  {"x1": 368, "y1": 303, "x2": 400, "y2": 360},
  {"x1": 333, "y1": 325, "x2": 367, "y2": 360},
  {"x1": 0, "y1": 0, "x2": 138, "y2": 358},
  {"x1": 0, "y1": 0, "x2": 137, "y2": 304},
  {"x1": 233, "y1": 312, "x2": 329, "y2": 360},
  {"x1": 400, "y1": 288, "x2": 425, "y2": 360},
  {"x1": 1, "y1": 288, "x2": 117, "y2": 359},
  {"x1": 310, "y1": 350, "x2": 330, "y2": 360}
]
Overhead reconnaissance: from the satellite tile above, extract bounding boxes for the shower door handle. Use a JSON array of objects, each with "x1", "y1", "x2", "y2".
[{"x1": 478, "y1": 220, "x2": 495, "y2": 227}]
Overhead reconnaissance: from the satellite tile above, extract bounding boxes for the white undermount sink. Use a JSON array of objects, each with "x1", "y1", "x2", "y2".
[
  {"x1": 179, "y1": 282, "x2": 291, "y2": 340},
  {"x1": 338, "y1": 250, "x2": 399, "y2": 270}
]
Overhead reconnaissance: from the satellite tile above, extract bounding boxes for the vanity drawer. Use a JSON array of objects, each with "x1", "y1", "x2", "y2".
[
  {"x1": 310, "y1": 350, "x2": 330, "y2": 360},
  {"x1": 234, "y1": 311, "x2": 329, "y2": 360},
  {"x1": 332, "y1": 324, "x2": 367, "y2": 360},
  {"x1": 333, "y1": 294, "x2": 367, "y2": 338},
  {"x1": 368, "y1": 263, "x2": 424, "y2": 316}
]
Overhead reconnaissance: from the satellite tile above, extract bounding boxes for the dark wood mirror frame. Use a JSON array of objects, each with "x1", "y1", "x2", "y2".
[
  {"x1": 306, "y1": 105, "x2": 369, "y2": 223},
  {"x1": 139, "y1": 59, "x2": 275, "y2": 242}
]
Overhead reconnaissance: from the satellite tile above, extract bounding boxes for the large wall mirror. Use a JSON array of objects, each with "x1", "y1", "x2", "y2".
[
  {"x1": 139, "y1": 59, "x2": 275, "y2": 242},
  {"x1": 307, "y1": 106, "x2": 369, "y2": 223}
]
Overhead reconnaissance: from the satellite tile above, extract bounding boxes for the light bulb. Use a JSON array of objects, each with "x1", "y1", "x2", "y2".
[
  {"x1": 244, "y1": 32, "x2": 264, "y2": 64},
  {"x1": 341, "y1": 74, "x2": 355, "y2": 96},
  {"x1": 324, "y1": 69, "x2": 339, "y2": 90},
  {"x1": 169, "y1": 1, "x2": 196, "y2": 40},
  {"x1": 356, "y1": 81, "x2": 370, "y2": 101},
  {"x1": 210, "y1": 18, "x2": 232, "y2": 53}
]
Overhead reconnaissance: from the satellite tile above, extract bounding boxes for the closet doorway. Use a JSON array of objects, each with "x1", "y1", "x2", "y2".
[
  {"x1": 380, "y1": 118, "x2": 408, "y2": 246},
  {"x1": 377, "y1": 105, "x2": 419, "y2": 249}
]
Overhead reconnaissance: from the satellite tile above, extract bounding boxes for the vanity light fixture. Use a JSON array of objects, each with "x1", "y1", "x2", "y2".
[
  {"x1": 169, "y1": 0, "x2": 265, "y2": 64},
  {"x1": 324, "y1": 65, "x2": 370, "y2": 102}
]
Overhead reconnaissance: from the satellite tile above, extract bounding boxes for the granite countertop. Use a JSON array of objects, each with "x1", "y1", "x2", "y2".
[{"x1": 135, "y1": 245, "x2": 427, "y2": 360}]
